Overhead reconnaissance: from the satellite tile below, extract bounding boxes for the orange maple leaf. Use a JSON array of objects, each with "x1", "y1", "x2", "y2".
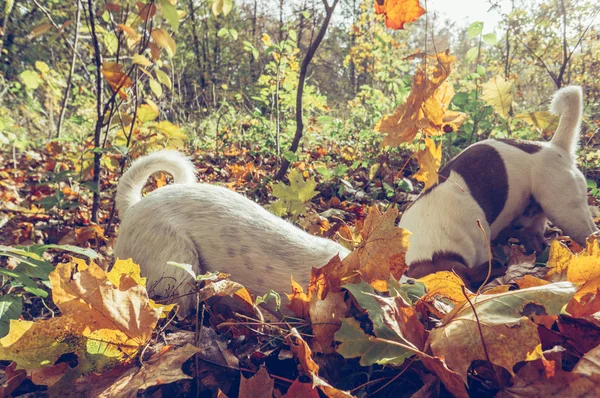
[
  {"x1": 374, "y1": 0, "x2": 426, "y2": 30},
  {"x1": 342, "y1": 206, "x2": 411, "y2": 291},
  {"x1": 376, "y1": 51, "x2": 466, "y2": 146}
]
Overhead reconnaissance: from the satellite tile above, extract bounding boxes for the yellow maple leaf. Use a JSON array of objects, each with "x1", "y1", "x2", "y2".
[
  {"x1": 547, "y1": 235, "x2": 600, "y2": 300},
  {"x1": 374, "y1": 0, "x2": 426, "y2": 30},
  {"x1": 0, "y1": 258, "x2": 165, "y2": 373},
  {"x1": 412, "y1": 137, "x2": 442, "y2": 189},
  {"x1": 376, "y1": 51, "x2": 466, "y2": 146}
]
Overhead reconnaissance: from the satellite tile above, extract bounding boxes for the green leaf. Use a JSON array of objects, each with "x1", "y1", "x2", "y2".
[
  {"x1": 217, "y1": 27, "x2": 229, "y2": 37},
  {"x1": 335, "y1": 318, "x2": 413, "y2": 366},
  {"x1": 476, "y1": 65, "x2": 486, "y2": 76},
  {"x1": 483, "y1": 32, "x2": 498, "y2": 45},
  {"x1": 465, "y1": 47, "x2": 479, "y2": 62},
  {"x1": 255, "y1": 290, "x2": 281, "y2": 311},
  {"x1": 149, "y1": 78, "x2": 163, "y2": 98},
  {"x1": 269, "y1": 169, "x2": 319, "y2": 217},
  {"x1": 103, "y1": 32, "x2": 119, "y2": 55},
  {"x1": 229, "y1": 29, "x2": 238, "y2": 41},
  {"x1": 35, "y1": 61, "x2": 50, "y2": 74},
  {"x1": 159, "y1": 0, "x2": 179, "y2": 32},
  {"x1": 5, "y1": 0, "x2": 15, "y2": 17},
  {"x1": 288, "y1": 29, "x2": 297, "y2": 42},
  {"x1": 467, "y1": 21, "x2": 483, "y2": 39},
  {"x1": 0, "y1": 296, "x2": 22, "y2": 338},
  {"x1": 19, "y1": 70, "x2": 42, "y2": 90},
  {"x1": 22, "y1": 244, "x2": 99, "y2": 260},
  {"x1": 155, "y1": 69, "x2": 172, "y2": 89}
]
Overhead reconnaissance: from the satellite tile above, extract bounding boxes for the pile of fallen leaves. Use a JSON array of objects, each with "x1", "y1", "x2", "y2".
[{"x1": 2, "y1": 205, "x2": 600, "y2": 397}]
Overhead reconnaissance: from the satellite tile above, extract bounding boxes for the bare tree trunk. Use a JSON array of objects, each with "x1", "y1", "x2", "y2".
[
  {"x1": 57, "y1": 0, "x2": 81, "y2": 138},
  {"x1": 87, "y1": 0, "x2": 104, "y2": 223},
  {"x1": 275, "y1": 0, "x2": 339, "y2": 180}
]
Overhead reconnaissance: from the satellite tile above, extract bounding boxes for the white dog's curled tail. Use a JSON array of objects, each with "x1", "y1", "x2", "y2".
[
  {"x1": 550, "y1": 85, "x2": 583, "y2": 158},
  {"x1": 116, "y1": 150, "x2": 197, "y2": 217}
]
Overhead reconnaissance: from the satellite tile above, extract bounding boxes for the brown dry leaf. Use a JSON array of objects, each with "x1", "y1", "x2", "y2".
[
  {"x1": 151, "y1": 28, "x2": 176, "y2": 57},
  {"x1": 429, "y1": 317, "x2": 540, "y2": 383},
  {"x1": 101, "y1": 62, "x2": 132, "y2": 100},
  {"x1": 342, "y1": 206, "x2": 410, "y2": 291},
  {"x1": 373, "y1": 0, "x2": 426, "y2": 30},
  {"x1": 282, "y1": 379, "x2": 320, "y2": 398},
  {"x1": 29, "y1": 363, "x2": 70, "y2": 388},
  {"x1": 565, "y1": 289, "x2": 600, "y2": 327},
  {"x1": 98, "y1": 344, "x2": 202, "y2": 397},
  {"x1": 376, "y1": 51, "x2": 465, "y2": 145},
  {"x1": 287, "y1": 277, "x2": 311, "y2": 318},
  {"x1": 412, "y1": 137, "x2": 442, "y2": 190},
  {"x1": 309, "y1": 291, "x2": 347, "y2": 353},
  {"x1": 417, "y1": 354, "x2": 469, "y2": 398},
  {"x1": 136, "y1": 1, "x2": 156, "y2": 20},
  {"x1": 286, "y1": 329, "x2": 320, "y2": 375},
  {"x1": 374, "y1": 295, "x2": 426, "y2": 350},
  {"x1": 286, "y1": 329, "x2": 354, "y2": 397},
  {"x1": 501, "y1": 343, "x2": 600, "y2": 397},
  {"x1": 75, "y1": 224, "x2": 107, "y2": 245},
  {"x1": 516, "y1": 275, "x2": 550, "y2": 289},
  {"x1": 238, "y1": 366, "x2": 274, "y2": 398},
  {"x1": 0, "y1": 362, "x2": 27, "y2": 397}
]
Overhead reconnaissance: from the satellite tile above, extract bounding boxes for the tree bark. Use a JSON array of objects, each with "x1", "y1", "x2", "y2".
[{"x1": 274, "y1": 0, "x2": 339, "y2": 180}]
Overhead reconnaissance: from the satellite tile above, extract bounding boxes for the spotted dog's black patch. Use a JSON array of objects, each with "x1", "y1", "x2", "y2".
[{"x1": 497, "y1": 138, "x2": 542, "y2": 154}]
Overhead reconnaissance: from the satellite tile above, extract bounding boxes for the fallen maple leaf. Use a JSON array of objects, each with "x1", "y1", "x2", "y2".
[
  {"x1": 238, "y1": 366, "x2": 274, "y2": 398},
  {"x1": 0, "y1": 258, "x2": 169, "y2": 379},
  {"x1": 342, "y1": 206, "x2": 410, "y2": 291},
  {"x1": 374, "y1": 0, "x2": 426, "y2": 30},
  {"x1": 503, "y1": 343, "x2": 600, "y2": 396},
  {"x1": 412, "y1": 137, "x2": 442, "y2": 190},
  {"x1": 429, "y1": 282, "x2": 576, "y2": 383},
  {"x1": 547, "y1": 234, "x2": 600, "y2": 300},
  {"x1": 282, "y1": 379, "x2": 320, "y2": 398}
]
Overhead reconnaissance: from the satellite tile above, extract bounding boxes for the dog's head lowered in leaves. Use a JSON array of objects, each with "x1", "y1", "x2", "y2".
[{"x1": 400, "y1": 86, "x2": 598, "y2": 289}]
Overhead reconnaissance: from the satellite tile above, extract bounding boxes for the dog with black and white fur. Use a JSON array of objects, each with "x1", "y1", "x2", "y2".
[{"x1": 401, "y1": 85, "x2": 598, "y2": 287}]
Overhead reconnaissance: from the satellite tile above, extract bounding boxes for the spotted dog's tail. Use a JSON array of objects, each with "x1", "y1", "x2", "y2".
[
  {"x1": 116, "y1": 150, "x2": 197, "y2": 218},
  {"x1": 550, "y1": 85, "x2": 583, "y2": 158}
]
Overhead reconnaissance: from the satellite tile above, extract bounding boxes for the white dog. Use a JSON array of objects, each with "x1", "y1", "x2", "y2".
[
  {"x1": 401, "y1": 86, "x2": 598, "y2": 287},
  {"x1": 114, "y1": 152, "x2": 350, "y2": 314}
]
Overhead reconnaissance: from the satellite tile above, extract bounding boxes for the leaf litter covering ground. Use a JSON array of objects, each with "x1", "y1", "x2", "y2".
[{"x1": 2, "y1": 195, "x2": 600, "y2": 396}]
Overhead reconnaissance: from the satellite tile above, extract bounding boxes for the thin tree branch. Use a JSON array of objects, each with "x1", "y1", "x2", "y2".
[
  {"x1": 87, "y1": 0, "x2": 104, "y2": 223},
  {"x1": 56, "y1": 0, "x2": 82, "y2": 139}
]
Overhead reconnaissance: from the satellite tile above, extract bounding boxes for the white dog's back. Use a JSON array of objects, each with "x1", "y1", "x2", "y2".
[{"x1": 115, "y1": 151, "x2": 350, "y2": 314}]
